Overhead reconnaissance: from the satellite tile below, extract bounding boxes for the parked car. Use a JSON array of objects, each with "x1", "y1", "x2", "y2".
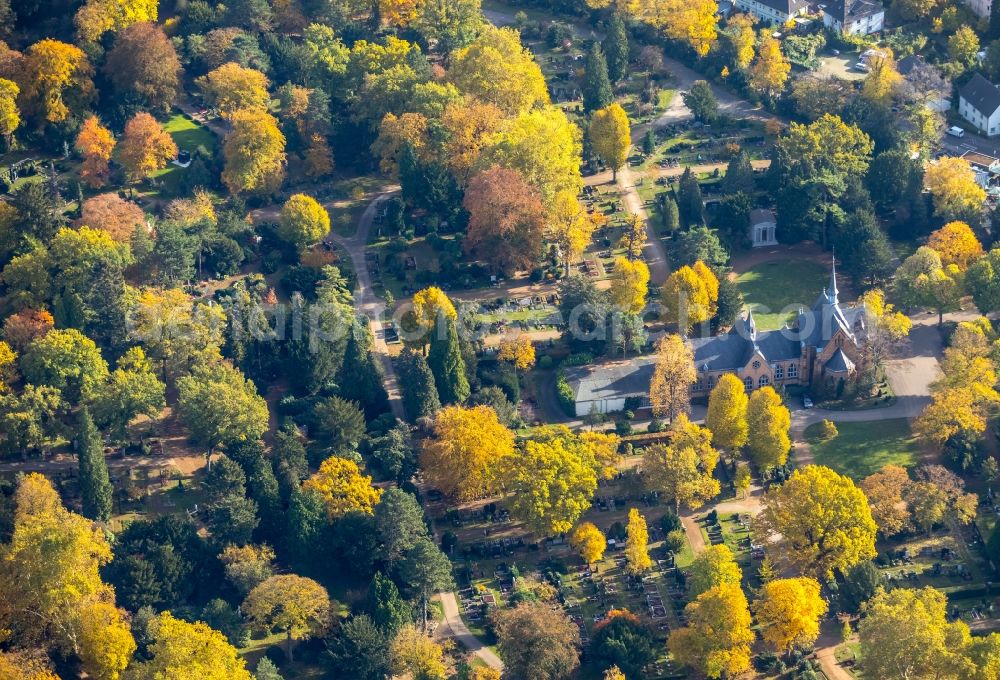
[
  {"x1": 947, "y1": 126, "x2": 966, "y2": 138},
  {"x1": 802, "y1": 396, "x2": 814, "y2": 409}
]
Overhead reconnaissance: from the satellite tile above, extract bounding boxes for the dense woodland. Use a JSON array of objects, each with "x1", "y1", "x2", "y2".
[{"x1": 7, "y1": 0, "x2": 1000, "y2": 677}]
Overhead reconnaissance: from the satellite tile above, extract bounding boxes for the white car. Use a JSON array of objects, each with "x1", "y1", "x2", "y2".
[
  {"x1": 947, "y1": 126, "x2": 966, "y2": 138},
  {"x1": 802, "y1": 396, "x2": 814, "y2": 409}
]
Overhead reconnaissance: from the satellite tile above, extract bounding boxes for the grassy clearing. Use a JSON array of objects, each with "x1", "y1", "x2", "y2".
[
  {"x1": 736, "y1": 259, "x2": 829, "y2": 330},
  {"x1": 150, "y1": 113, "x2": 217, "y2": 196},
  {"x1": 804, "y1": 418, "x2": 920, "y2": 480}
]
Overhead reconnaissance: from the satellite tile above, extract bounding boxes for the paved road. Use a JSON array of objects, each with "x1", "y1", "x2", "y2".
[
  {"x1": 325, "y1": 190, "x2": 407, "y2": 422},
  {"x1": 439, "y1": 592, "x2": 504, "y2": 670}
]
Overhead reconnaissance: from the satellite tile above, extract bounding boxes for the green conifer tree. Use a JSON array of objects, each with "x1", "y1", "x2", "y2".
[
  {"x1": 398, "y1": 348, "x2": 441, "y2": 422},
  {"x1": 582, "y1": 42, "x2": 614, "y2": 112},
  {"x1": 427, "y1": 319, "x2": 470, "y2": 405},
  {"x1": 677, "y1": 168, "x2": 704, "y2": 227},
  {"x1": 337, "y1": 320, "x2": 389, "y2": 418},
  {"x1": 78, "y1": 408, "x2": 113, "y2": 522},
  {"x1": 662, "y1": 194, "x2": 680, "y2": 233},
  {"x1": 604, "y1": 13, "x2": 629, "y2": 83}
]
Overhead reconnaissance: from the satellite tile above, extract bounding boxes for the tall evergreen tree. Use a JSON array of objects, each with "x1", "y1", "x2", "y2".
[
  {"x1": 365, "y1": 571, "x2": 411, "y2": 634},
  {"x1": 677, "y1": 168, "x2": 704, "y2": 227},
  {"x1": 78, "y1": 408, "x2": 113, "y2": 522},
  {"x1": 397, "y1": 346, "x2": 441, "y2": 421},
  {"x1": 85, "y1": 260, "x2": 129, "y2": 352},
  {"x1": 247, "y1": 456, "x2": 284, "y2": 547},
  {"x1": 721, "y1": 151, "x2": 754, "y2": 195},
  {"x1": 662, "y1": 195, "x2": 680, "y2": 233},
  {"x1": 337, "y1": 320, "x2": 389, "y2": 418},
  {"x1": 427, "y1": 319, "x2": 470, "y2": 405},
  {"x1": 604, "y1": 13, "x2": 629, "y2": 83},
  {"x1": 582, "y1": 43, "x2": 614, "y2": 112}
]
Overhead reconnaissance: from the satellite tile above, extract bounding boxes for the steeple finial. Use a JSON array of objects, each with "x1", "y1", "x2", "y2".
[{"x1": 828, "y1": 250, "x2": 839, "y2": 305}]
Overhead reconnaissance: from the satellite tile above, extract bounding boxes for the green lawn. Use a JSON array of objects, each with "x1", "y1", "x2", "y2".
[
  {"x1": 804, "y1": 418, "x2": 920, "y2": 480},
  {"x1": 162, "y1": 112, "x2": 217, "y2": 153},
  {"x1": 736, "y1": 259, "x2": 829, "y2": 330},
  {"x1": 150, "y1": 113, "x2": 218, "y2": 195}
]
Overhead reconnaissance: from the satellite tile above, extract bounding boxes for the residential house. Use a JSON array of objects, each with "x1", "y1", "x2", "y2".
[
  {"x1": 958, "y1": 73, "x2": 1000, "y2": 137},
  {"x1": 822, "y1": 0, "x2": 884, "y2": 35},
  {"x1": 732, "y1": 0, "x2": 808, "y2": 24}
]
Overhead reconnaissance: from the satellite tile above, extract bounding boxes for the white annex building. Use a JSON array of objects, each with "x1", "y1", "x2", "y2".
[{"x1": 750, "y1": 209, "x2": 778, "y2": 248}]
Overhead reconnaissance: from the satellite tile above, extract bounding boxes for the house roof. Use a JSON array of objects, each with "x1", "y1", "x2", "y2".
[
  {"x1": 825, "y1": 348, "x2": 855, "y2": 373},
  {"x1": 896, "y1": 54, "x2": 924, "y2": 76},
  {"x1": 824, "y1": 0, "x2": 883, "y2": 24},
  {"x1": 959, "y1": 73, "x2": 1000, "y2": 117},
  {"x1": 565, "y1": 357, "x2": 655, "y2": 404},
  {"x1": 752, "y1": 0, "x2": 809, "y2": 15},
  {"x1": 750, "y1": 209, "x2": 776, "y2": 225}
]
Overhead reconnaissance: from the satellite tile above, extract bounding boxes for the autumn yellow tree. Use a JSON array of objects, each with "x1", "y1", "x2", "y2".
[
  {"x1": 915, "y1": 387, "x2": 994, "y2": 450},
  {"x1": 928, "y1": 221, "x2": 984, "y2": 269},
  {"x1": 725, "y1": 13, "x2": 757, "y2": 70},
  {"x1": 390, "y1": 625, "x2": 448, "y2": 680},
  {"x1": 753, "y1": 577, "x2": 827, "y2": 654},
  {"x1": 687, "y1": 544, "x2": 742, "y2": 597},
  {"x1": 749, "y1": 34, "x2": 790, "y2": 97},
  {"x1": 924, "y1": 157, "x2": 987, "y2": 221},
  {"x1": 279, "y1": 193, "x2": 331, "y2": 248},
  {"x1": 860, "y1": 50, "x2": 901, "y2": 104},
  {"x1": 505, "y1": 437, "x2": 599, "y2": 536},
  {"x1": 603, "y1": 667, "x2": 626, "y2": 680},
  {"x1": 706, "y1": 373, "x2": 749, "y2": 454},
  {"x1": 303, "y1": 456, "x2": 383, "y2": 518},
  {"x1": 570, "y1": 522, "x2": 606, "y2": 564},
  {"x1": 19, "y1": 39, "x2": 95, "y2": 126},
  {"x1": 692, "y1": 260, "x2": 719, "y2": 313},
  {"x1": 642, "y1": 414, "x2": 720, "y2": 512},
  {"x1": 447, "y1": 25, "x2": 549, "y2": 115},
  {"x1": 589, "y1": 103, "x2": 631, "y2": 180},
  {"x1": 549, "y1": 190, "x2": 597, "y2": 274},
  {"x1": 618, "y1": 212, "x2": 646, "y2": 261},
  {"x1": 75, "y1": 116, "x2": 115, "y2": 188},
  {"x1": 609, "y1": 256, "x2": 650, "y2": 314},
  {"x1": 243, "y1": 575, "x2": 331, "y2": 662},
  {"x1": 669, "y1": 583, "x2": 754, "y2": 679},
  {"x1": 624, "y1": 507, "x2": 652, "y2": 574},
  {"x1": 0, "y1": 474, "x2": 133, "y2": 670},
  {"x1": 755, "y1": 465, "x2": 877, "y2": 579},
  {"x1": 420, "y1": 405, "x2": 516, "y2": 500},
  {"x1": 440, "y1": 98, "x2": 503, "y2": 182},
  {"x1": 0, "y1": 78, "x2": 19, "y2": 147},
  {"x1": 630, "y1": 0, "x2": 719, "y2": 57},
  {"x1": 858, "y1": 587, "x2": 975, "y2": 680},
  {"x1": 372, "y1": 111, "x2": 429, "y2": 174},
  {"x1": 0, "y1": 652, "x2": 60, "y2": 679},
  {"x1": 649, "y1": 334, "x2": 696, "y2": 422},
  {"x1": 498, "y1": 333, "x2": 536, "y2": 373},
  {"x1": 118, "y1": 112, "x2": 177, "y2": 187},
  {"x1": 127, "y1": 611, "x2": 253, "y2": 680},
  {"x1": 860, "y1": 464, "x2": 912, "y2": 537},
  {"x1": 222, "y1": 110, "x2": 287, "y2": 195},
  {"x1": 197, "y1": 62, "x2": 271, "y2": 117},
  {"x1": 74, "y1": 0, "x2": 157, "y2": 42},
  {"x1": 483, "y1": 105, "x2": 583, "y2": 207},
  {"x1": 410, "y1": 285, "x2": 458, "y2": 345},
  {"x1": 746, "y1": 386, "x2": 791, "y2": 471},
  {"x1": 77, "y1": 601, "x2": 136, "y2": 680},
  {"x1": 304, "y1": 133, "x2": 334, "y2": 178},
  {"x1": 858, "y1": 289, "x2": 912, "y2": 379},
  {"x1": 662, "y1": 265, "x2": 713, "y2": 332}
]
